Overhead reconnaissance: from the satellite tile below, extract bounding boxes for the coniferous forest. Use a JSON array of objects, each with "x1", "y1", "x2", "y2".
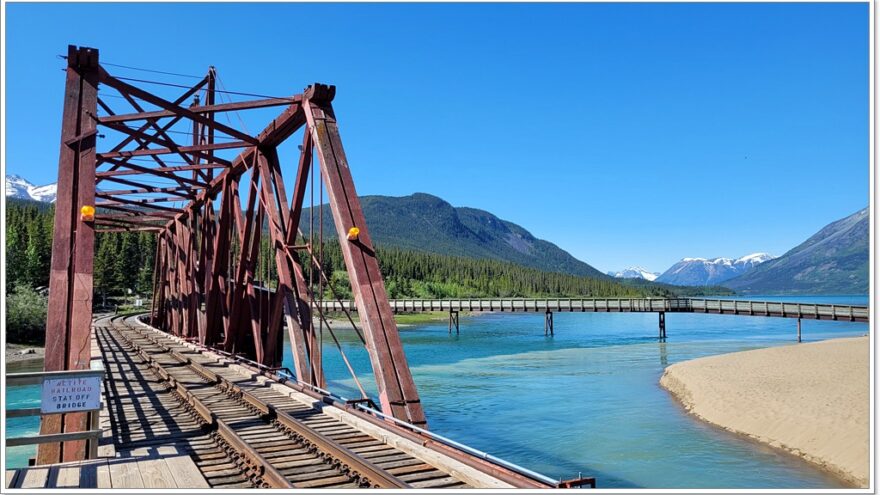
[{"x1": 5, "y1": 198, "x2": 726, "y2": 343}]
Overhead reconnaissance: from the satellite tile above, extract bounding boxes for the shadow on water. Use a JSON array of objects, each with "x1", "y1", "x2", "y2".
[{"x1": 658, "y1": 341, "x2": 668, "y2": 367}]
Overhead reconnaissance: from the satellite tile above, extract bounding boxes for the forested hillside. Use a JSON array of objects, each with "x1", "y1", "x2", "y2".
[
  {"x1": 302, "y1": 243, "x2": 665, "y2": 299},
  {"x1": 5, "y1": 198, "x2": 708, "y2": 343},
  {"x1": 299, "y1": 193, "x2": 608, "y2": 278}
]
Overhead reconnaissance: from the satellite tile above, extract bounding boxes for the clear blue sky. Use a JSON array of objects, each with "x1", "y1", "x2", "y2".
[{"x1": 4, "y1": 3, "x2": 869, "y2": 273}]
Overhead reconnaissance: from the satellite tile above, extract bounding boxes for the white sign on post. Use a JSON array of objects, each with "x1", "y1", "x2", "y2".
[{"x1": 40, "y1": 376, "x2": 101, "y2": 414}]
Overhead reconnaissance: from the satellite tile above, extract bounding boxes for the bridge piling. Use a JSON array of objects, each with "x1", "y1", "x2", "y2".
[
  {"x1": 544, "y1": 310, "x2": 554, "y2": 336},
  {"x1": 449, "y1": 309, "x2": 460, "y2": 335},
  {"x1": 797, "y1": 318, "x2": 802, "y2": 343},
  {"x1": 658, "y1": 312, "x2": 667, "y2": 340}
]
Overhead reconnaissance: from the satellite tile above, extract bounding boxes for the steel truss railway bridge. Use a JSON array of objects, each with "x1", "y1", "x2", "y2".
[{"x1": 17, "y1": 45, "x2": 867, "y2": 489}]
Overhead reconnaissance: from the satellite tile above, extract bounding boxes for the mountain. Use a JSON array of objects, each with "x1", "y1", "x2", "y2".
[
  {"x1": 300, "y1": 193, "x2": 607, "y2": 278},
  {"x1": 656, "y1": 253, "x2": 776, "y2": 286},
  {"x1": 607, "y1": 267, "x2": 660, "y2": 281},
  {"x1": 5, "y1": 174, "x2": 57, "y2": 203},
  {"x1": 724, "y1": 208, "x2": 868, "y2": 294}
]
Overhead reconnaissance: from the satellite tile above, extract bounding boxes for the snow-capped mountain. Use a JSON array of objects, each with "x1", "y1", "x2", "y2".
[
  {"x1": 5, "y1": 174, "x2": 57, "y2": 203},
  {"x1": 656, "y1": 253, "x2": 776, "y2": 286},
  {"x1": 607, "y1": 266, "x2": 660, "y2": 281}
]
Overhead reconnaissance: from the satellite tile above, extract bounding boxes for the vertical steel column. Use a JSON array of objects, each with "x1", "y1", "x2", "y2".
[
  {"x1": 304, "y1": 85, "x2": 426, "y2": 427},
  {"x1": 226, "y1": 168, "x2": 264, "y2": 357},
  {"x1": 150, "y1": 233, "x2": 165, "y2": 328},
  {"x1": 257, "y1": 146, "x2": 321, "y2": 378},
  {"x1": 39, "y1": 45, "x2": 99, "y2": 464},
  {"x1": 204, "y1": 178, "x2": 234, "y2": 345}
]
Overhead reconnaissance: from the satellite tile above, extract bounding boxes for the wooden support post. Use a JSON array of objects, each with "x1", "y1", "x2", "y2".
[
  {"x1": 448, "y1": 310, "x2": 459, "y2": 335},
  {"x1": 797, "y1": 318, "x2": 802, "y2": 343},
  {"x1": 544, "y1": 310, "x2": 554, "y2": 336},
  {"x1": 39, "y1": 45, "x2": 99, "y2": 464},
  {"x1": 659, "y1": 311, "x2": 667, "y2": 340}
]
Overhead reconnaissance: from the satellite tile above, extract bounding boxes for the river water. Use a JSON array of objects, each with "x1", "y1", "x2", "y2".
[{"x1": 6, "y1": 296, "x2": 869, "y2": 488}]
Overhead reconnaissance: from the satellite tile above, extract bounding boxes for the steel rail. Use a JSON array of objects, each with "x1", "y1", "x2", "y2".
[
  {"x1": 112, "y1": 318, "x2": 410, "y2": 489},
  {"x1": 110, "y1": 320, "x2": 293, "y2": 488},
  {"x1": 94, "y1": 317, "x2": 259, "y2": 488},
  {"x1": 133, "y1": 313, "x2": 565, "y2": 488},
  {"x1": 130, "y1": 326, "x2": 410, "y2": 489}
]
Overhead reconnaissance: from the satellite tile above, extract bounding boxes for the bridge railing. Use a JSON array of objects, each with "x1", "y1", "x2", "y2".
[
  {"x1": 688, "y1": 299, "x2": 869, "y2": 321},
  {"x1": 319, "y1": 298, "x2": 696, "y2": 312},
  {"x1": 316, "y1": 298, "x2": 868, "y2": 321}
]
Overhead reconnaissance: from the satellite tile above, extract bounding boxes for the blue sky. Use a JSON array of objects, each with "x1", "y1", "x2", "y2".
[{"x1": 4, "y1": 3, "x2": 869, "y2": 273}]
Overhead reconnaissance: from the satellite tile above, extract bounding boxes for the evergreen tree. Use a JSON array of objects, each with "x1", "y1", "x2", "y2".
[{"x1": 24, "y1": 219, "x2": 51, "y2": 288}]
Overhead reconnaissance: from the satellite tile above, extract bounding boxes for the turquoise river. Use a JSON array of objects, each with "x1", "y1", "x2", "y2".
[{"x1": 5, "y1": 295, "x2": 869, "y2": 488}]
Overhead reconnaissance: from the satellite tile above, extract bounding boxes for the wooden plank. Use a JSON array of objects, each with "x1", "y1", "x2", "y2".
[
  {"x1": 18, "y1": 466, "x2": 50, "y2": 488},
  {"x1": 109, "y1": 458, "x2": 145, "y2": 488},
  {"x1": 7, "y1": 429, "x2": 102, "y2": 447},
  {"x1": 56, "y1": 463, "x2": 98, "y2": 488},
  {"x1": 97, "y1": 460, "x2": 112, "y2": 489},
  {"x1": 136, "y1": 457, "x2": 177, "y2": 488},
  {"x1": 162, "y1": 456, "x2": 210, "y2": 488},
  {"x1": 5, "y1": 470, "x2": 18, "y2": 489}
]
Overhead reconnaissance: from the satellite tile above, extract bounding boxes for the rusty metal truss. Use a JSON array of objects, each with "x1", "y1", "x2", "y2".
[{"x1": 39, "y1": 45, "x2": 426, "y2": 464}]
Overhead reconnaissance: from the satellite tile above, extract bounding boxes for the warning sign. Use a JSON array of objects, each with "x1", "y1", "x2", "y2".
[{"x1": 40, "y1": 376, "x2": 101, "y2": 413}]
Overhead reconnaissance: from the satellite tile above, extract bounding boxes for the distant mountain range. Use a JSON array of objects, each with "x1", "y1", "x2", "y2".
[
  {"x1": 607, "y1": 267, "x2": 660, "y2": 281},
  {"x1": 300, "y1": 193, "x2": 608, "y2": 278},
  {"x1": 656, "y1": 253, "x2": 776, "y2": 286},
  {"x1": 5, "y1": 173, "x2": 867, "y2": 295},
  {"x1": 724, "y1": 208, "x2": 868, "y2": 294},
  {"x1": 5, "y1": 175, "x2": 57, "y2": 203}
]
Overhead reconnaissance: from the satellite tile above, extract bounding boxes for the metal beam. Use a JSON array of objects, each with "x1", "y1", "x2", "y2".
[
  {"x1": 99, "y1": 68, "x2": 259, "y2": 145},
  {"x1": 97, "y1": 141, "x2": 246, "y2": 161},
  {"x1": 303, "y1": 87, "x2": 426, "y2": 427},
  {"x1": 40, "y1": 45, "x2": 99, "y2": 464},
  {"x1": 98, "y1": 97, "x2": 298, "y2": 124}
]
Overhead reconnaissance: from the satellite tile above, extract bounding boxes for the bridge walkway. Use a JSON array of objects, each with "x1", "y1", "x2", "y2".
[
  {"x1": 6, "y1": 315, "x2": 566, "y2": 489},
  {"x1": 319, "y1": 298, "x2": 869, "y2": 323}
]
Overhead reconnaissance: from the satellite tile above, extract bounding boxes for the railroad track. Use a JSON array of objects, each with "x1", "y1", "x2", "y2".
[
  {"x1": 96, "y1": 317, "x2": 258, "y2": 488},
  {"x1": 102, "y1": 316, "x2": 472, "y2": 489}
]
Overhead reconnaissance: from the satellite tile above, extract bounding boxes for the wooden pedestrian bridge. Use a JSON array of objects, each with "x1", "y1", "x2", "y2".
[
  {"x1": 324, "y1": 297, "x2": 870, "y2": 321},
  {"x1": 321, "y1": 297, "x2": 870, "y2": 337}
]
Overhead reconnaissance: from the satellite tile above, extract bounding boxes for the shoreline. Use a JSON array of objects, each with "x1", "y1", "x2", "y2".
[
  {"x1": 660, "y1": 337, "x2": 869, "y2": 488},
  {"x1": 5, "y1": 344, "x2": 45, "y2": 372}
]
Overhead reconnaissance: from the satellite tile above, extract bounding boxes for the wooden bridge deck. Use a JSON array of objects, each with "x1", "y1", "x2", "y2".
[
  {"x1": 8, "y1": 315, "x2": 567, "y2": 489},
  {"x1": 319, "y1": 298, "x2": 869, "y2": 322},
  {"x1": 5, "y1": 455, "x2": 208, "y2": 489}
]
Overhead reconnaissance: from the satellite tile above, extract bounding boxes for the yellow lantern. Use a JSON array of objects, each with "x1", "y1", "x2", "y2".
[{"x1": 347, "y1": 226, "x2": 360, "y2": 241}]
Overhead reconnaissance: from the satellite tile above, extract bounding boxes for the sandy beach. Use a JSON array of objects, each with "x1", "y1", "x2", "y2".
[{"x1": 660, "y1": 336, "x2": 869, "y2": 488}]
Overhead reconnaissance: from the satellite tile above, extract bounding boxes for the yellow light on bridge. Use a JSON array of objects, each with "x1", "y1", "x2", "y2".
[
  {"x1": 80, "y1": 205, "x2": 95, "y2": 222},
  {"x1": 347, "y1": 226, "x2": 360, "y2": 241}
]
